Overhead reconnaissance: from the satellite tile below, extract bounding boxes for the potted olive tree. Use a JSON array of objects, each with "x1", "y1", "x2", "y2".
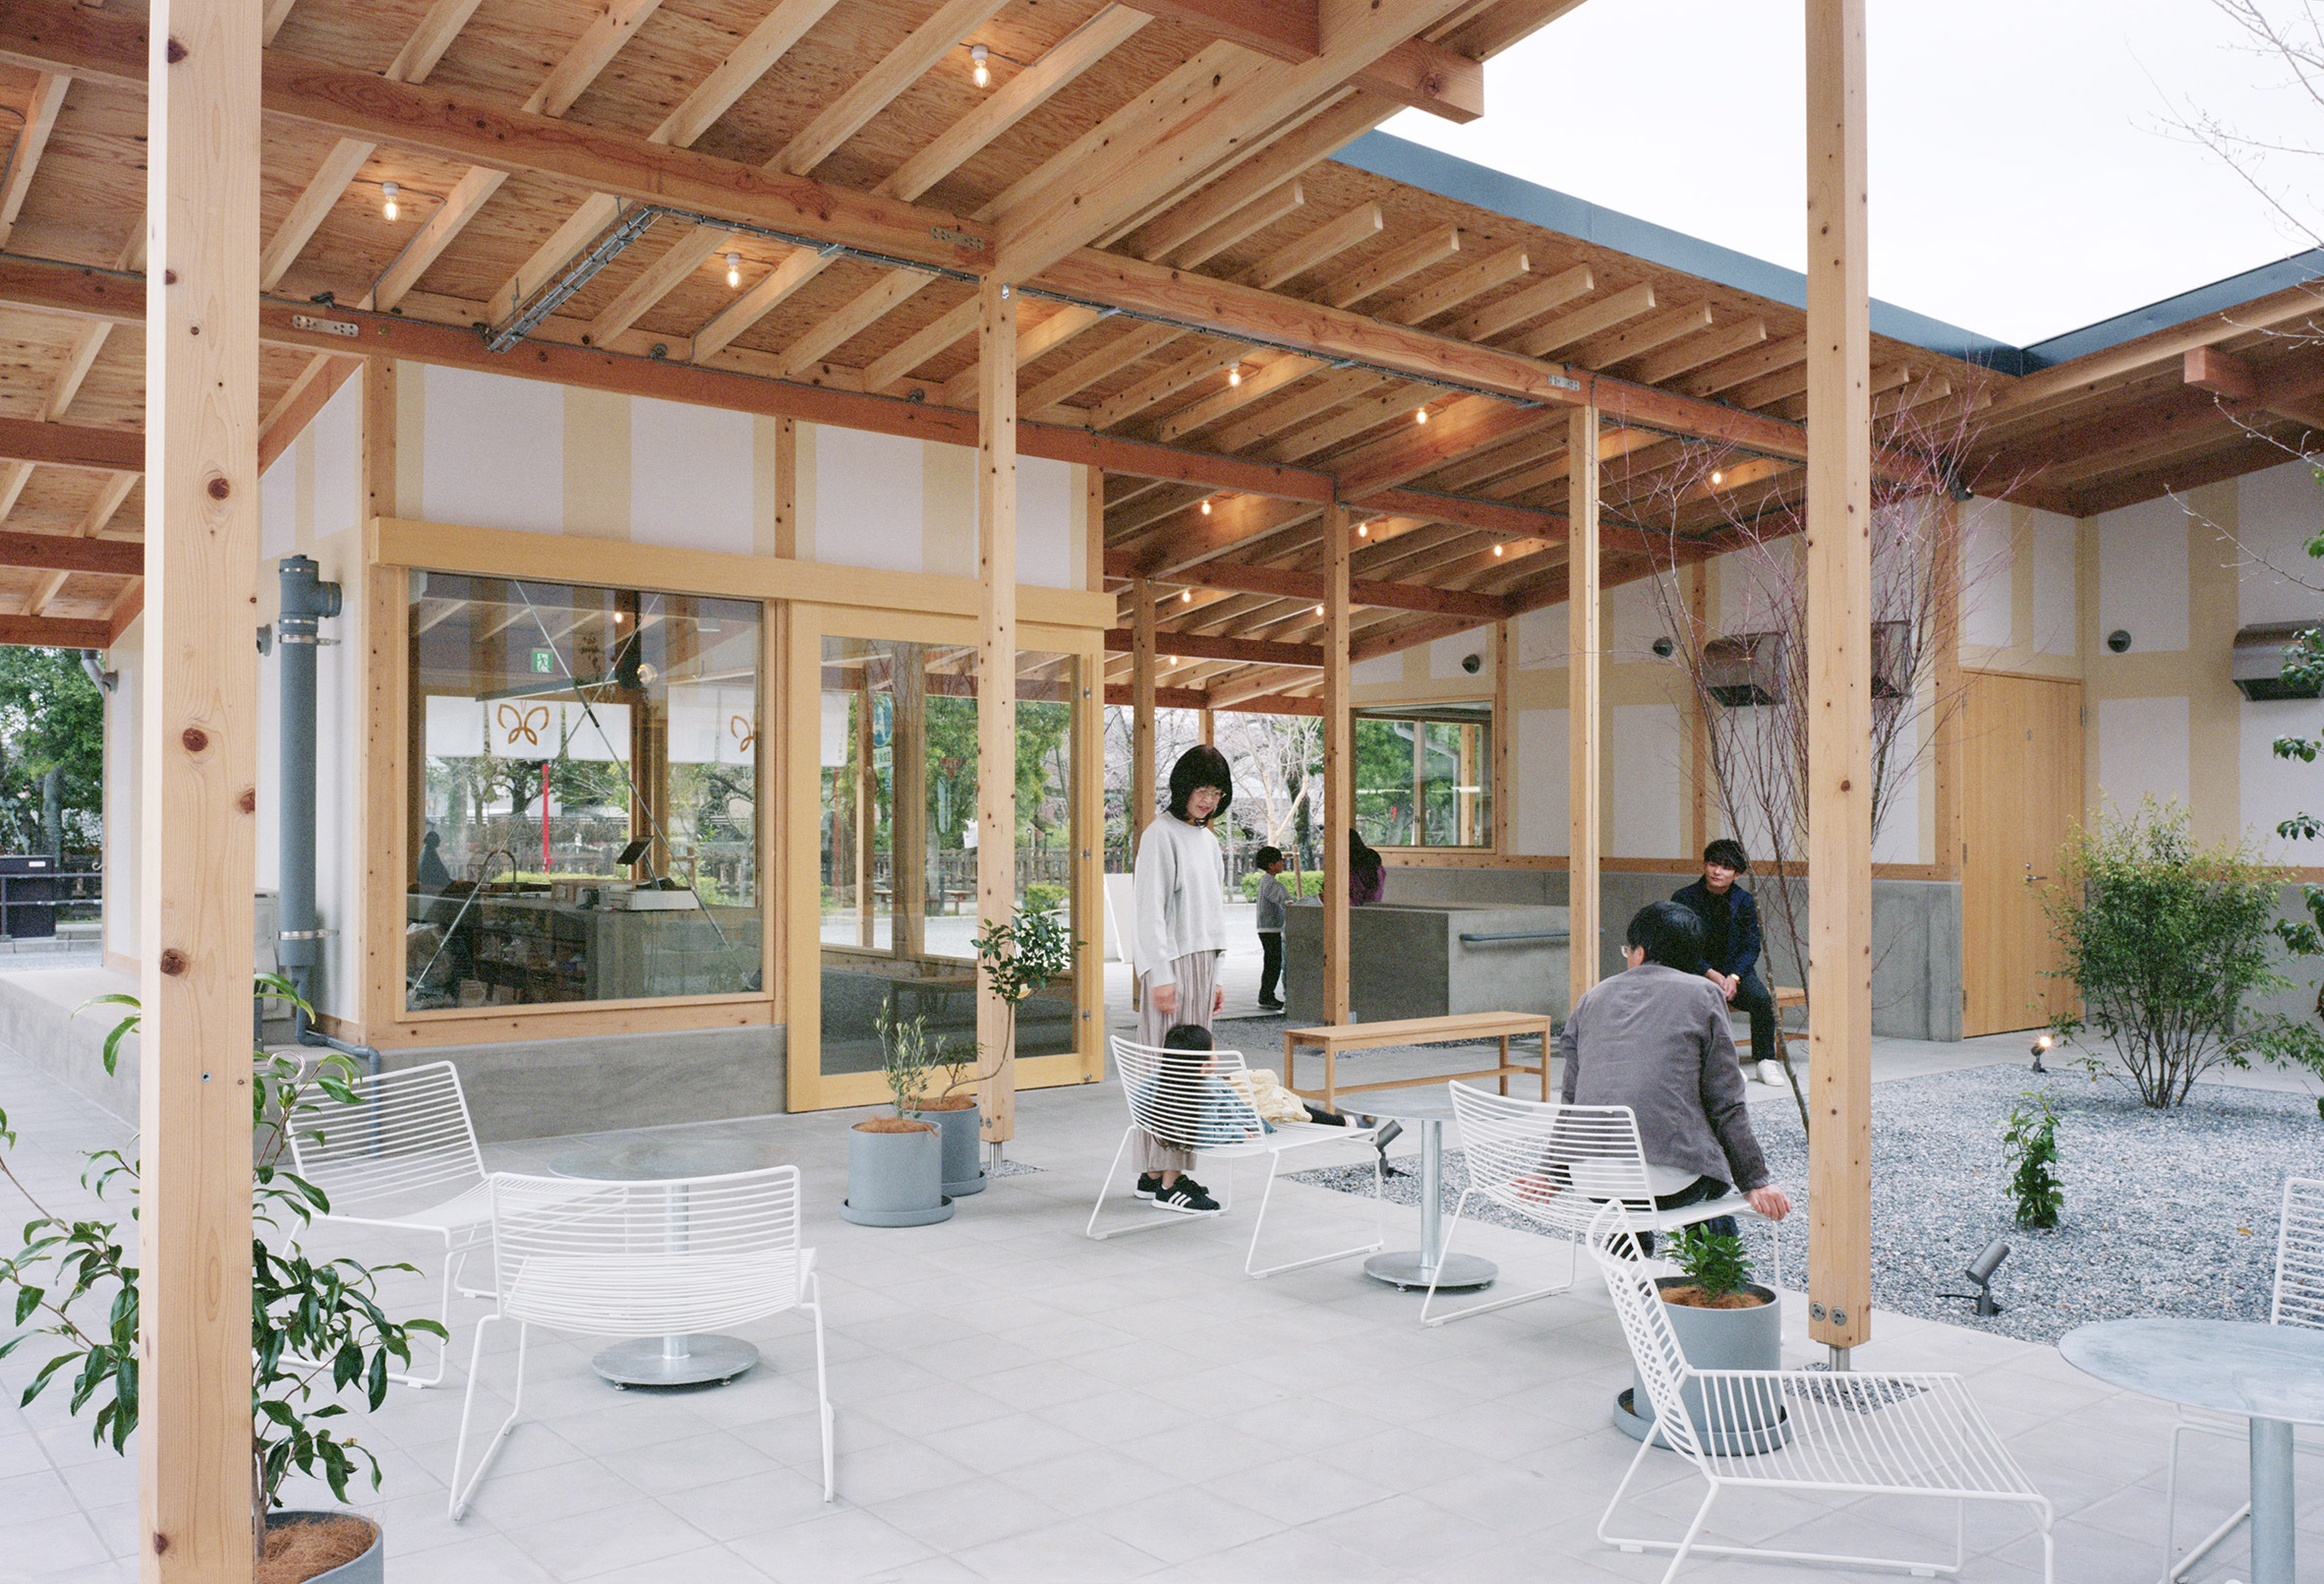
[
  {"x1": 923, "y1": 909, "x2": 1076, "y2": 1196},
  {"x1": 841, "y1": 1007, "x2": 955, "y2": 1227},
  {"x1": 1613, "y1": 1224, "x2": 1788, "y2": 1454},
  {"x1": 0, "y1": 978, "x2": 442, "y2": 1583}
]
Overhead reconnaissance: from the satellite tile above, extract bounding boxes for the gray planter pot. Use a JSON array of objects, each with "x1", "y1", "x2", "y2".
[
  {"x1": 1612, "y1": 1278, "x2": 1790, "y2": 1454},
  {"x1": 264, "y1": 1511, "x2": 382, "y2": 1584},
  {"x1": 925, "y1": 1100, "x2": 987, "y2": 1197},
  {"x1": 841, "y1": 1120, "x2": 954, "y2": 1227}
]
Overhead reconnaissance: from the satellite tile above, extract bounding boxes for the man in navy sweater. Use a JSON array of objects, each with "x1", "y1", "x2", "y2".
[{"x1": 1671, "y1": 839, "x2": 1785, "y2": 1086}]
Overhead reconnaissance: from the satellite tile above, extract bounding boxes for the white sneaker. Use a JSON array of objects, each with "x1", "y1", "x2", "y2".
[{"x1": 1756, "y1": 1061, "x2": 1784, "y2": 1086}]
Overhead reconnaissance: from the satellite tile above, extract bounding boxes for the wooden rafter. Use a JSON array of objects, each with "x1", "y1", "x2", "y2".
[{"x1": 0, "y1": 73, "x2": 69, "y2": 250}]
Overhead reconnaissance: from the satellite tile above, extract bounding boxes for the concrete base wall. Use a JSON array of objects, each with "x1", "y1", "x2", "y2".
[
  {"x1": 1281, "y1": 903, "x2": 1570, "y2": 1026},
  {"x1": 0, "y1": 966, "x2": 143, "y2": 1122},
  {"x1": 1381, "y1": 866, "x2": 1964, "y2": 1041}
]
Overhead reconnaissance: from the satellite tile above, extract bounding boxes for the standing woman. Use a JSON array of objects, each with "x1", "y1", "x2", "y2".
[
  {"x1": 1130, "y1": 745, "x2": 1235, "y2": 1212},
  {"x1": 1348, "y1": 829, "x2": 1387, "y2": 906}
]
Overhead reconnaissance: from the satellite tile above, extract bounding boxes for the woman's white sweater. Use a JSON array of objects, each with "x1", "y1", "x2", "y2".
[{"x1": 1131, "y1": 814, "x2": 1227, "y2": 988}]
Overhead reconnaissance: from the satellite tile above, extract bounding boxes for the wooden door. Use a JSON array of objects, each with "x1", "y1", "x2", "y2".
[{"x1": 1960, "y1": 672, "x2": 2084, "y2": 1035}]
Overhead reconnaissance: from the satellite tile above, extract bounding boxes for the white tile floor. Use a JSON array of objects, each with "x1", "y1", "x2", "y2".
[{"x1": 0, "y1": 1011, "x2": 2311, "y2": 1584}]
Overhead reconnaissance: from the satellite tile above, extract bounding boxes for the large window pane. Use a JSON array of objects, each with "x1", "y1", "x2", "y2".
[
  {"x1": 405, "y1": 572, "x2": 762, "y2": 1009},
  {"x1": 1352, "y1": 704, "x2": 1491, "y2": 850},
  {"x1": 818, "y1": 638, "x2": 1081, "y2": 1078}
]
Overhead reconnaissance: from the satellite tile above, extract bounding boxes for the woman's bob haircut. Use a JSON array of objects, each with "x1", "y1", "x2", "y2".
[{"x1": 1166, "y1": 744, "x2": 1234, "y2": 825}]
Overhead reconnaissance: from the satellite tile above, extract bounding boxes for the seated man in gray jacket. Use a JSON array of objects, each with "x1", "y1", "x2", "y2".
[{"x1": 1558, "y1": 901, "x2": 1793, "y2": 1252}]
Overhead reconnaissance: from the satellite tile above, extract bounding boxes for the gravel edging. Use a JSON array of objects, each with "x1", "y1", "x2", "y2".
[{"x1": 1288, "y1": 1064, "x2": 2324, "y2": 1343}]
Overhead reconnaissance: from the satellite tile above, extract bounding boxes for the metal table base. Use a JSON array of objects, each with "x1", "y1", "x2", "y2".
[
  {"x1": 1361, "y1": 1114, "x2": 1498, "y2": 1293},
  {"x1": 593, "y1": 1333, "x2": 760, "y2": 1388}
]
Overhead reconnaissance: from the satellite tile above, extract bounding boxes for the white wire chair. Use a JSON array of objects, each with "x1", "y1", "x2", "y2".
[
  {"x1": 448, "y1": 1166, "x2": 833, "y2": 1520},
  {"x1": 1422, "y1": 1083, "x2": 1784, "y2": 1326},
  {"x1": 2159, "y1": 1175, "x2": 2324, "y2": 1582},
  {"x1": 1086, "y1": 1036, "x2": 1385, "y2": 1278},
  {"x1": 1587, "y1": 1203, "x2": 2053, "y2": 1582},
  {"x1": 285, "y1": 1059, "x2": 495, "y2": 1388}
]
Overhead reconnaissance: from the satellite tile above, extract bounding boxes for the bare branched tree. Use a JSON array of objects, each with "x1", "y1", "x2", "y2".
[{"x1": 1628, "y1": 399, "x2": 2002, "y2": 1131}]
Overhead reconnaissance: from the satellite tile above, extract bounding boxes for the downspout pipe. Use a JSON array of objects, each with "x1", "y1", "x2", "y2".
[{"x1": 272, "y1": 555, "x2": 365, "y2": 1066}]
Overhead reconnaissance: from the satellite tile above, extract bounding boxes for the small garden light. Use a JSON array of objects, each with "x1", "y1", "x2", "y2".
[
  {"x1": 1941, "y1": 1238, "x2": 2011, "y2": 1317},
  {"x1": 2030, "y1": 1033, "x2": 2053, "y2": 1074}
]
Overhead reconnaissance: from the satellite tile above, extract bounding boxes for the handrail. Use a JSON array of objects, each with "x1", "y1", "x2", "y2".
[{"x1": 1457, "y1": 929, "x2": 1571, "y2": 944}]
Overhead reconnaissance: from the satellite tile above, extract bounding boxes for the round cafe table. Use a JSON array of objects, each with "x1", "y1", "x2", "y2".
[
  {"x1": 546, "y1": 1136, "x2": 788, "y2": 1388},
  {"x1": 2059, "y1": 1318, "x2": 2324, "y2": 1584},
  {"x1": 1347, "y1": 1086, "x2": 1496, "y2": 1293}
]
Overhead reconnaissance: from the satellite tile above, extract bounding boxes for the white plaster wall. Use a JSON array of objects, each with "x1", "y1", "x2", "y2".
[
  {"x1": 1515, "y1": 602, "x2": 1565, "y2": 669},
  {"x1": 1609, "y1": 703, "x2": 1683, "y2": 858},
  {"x1": 1606, "y1": 574, "x2": 1679, "y2": 662},
  {"x1": 261, "y1": 447, "x2": 297, "y2": 561},
  {"x1": 806, "y1": 425, "x2": 923, "y2": 572},
  {"x1": 2095, "y1": 495, "x2": 2189, "y2": 653},
  {"x1": 1427, "y1": 627, "x2": 1491, "y2": 680},
  {"x1": 2096, "y1": 696, "x2": 2191, "y2": 813},
  {"x1": 2241, "y1": 700, "x2": 2318, "y2": 863},
  {"x1": 1515, "y1": 707, "x2": 1568, "y2": 854},
  {"x1": 2028, "y1": 509, "x2": 2076, "y2": 658},
  {"x1": 314, "y1": 377, "x2": 362, "y2": 539},
  {"x1": 1017, "y1": 455, "x2": 1075, "y2": 590},
  {"x1": 421, "y1": 365, "x2": 564, "y2": 532},
  {"x1": 1351, "y1": 653, "x2": 1402, "y2": 684},
  {"x1": 2237, "y1": 460, "x2": 2324, "y2": 626},
  {"x1": 631, "y1": 397, "x2": 754, "y2": 554},
  {"x1": 1961, "y1": 497, "x2": 2013, "y2": 651}
]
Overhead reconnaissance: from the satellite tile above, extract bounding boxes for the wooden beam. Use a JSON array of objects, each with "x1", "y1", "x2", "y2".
[
  {"x1": 1380, "y1": 239, "x2": 1527, "y2": 326},
  {"x1": 1123, "y1": 0, "x2": 1318, "y2": 60},
  {"x1": 1323, "y1": 499, "x2": 1351, "y2": 1023},
  {"x1": 0, "y1": 415, "x2": 144, "y2": 473},
  {"x1": 258, "y1": 353, "x2": 360, "y2": 472},
  {"x1": 1133, "y1": 577, "x2": 1157, "y2": 846},
  {"x1": 1168, "y1": 178, "x2": 1307, "y2": 269},
  {"x1": 1113, "y1": 556, "x2": 1507, "y2": 618},
  {"x1": 1125, "y1": 94, "x2": 1384, "y2": 261},
  {"x1": 1630, "y1": 317, "x2": 1768, "y2": 387},
  {"x1": 1327, "y1": 225, "x2": 1461, "y2": 310},
  {"x1": 369, "y1": 163, "x2": 510, "y2": 309},
  {"x1": 1444, "y1": 262, "x2": 1594, "y2": 342},
  {"x1": 863, "y1": 294, "x2": 981, "y2": 391},
  {"x1": 1512, "y1": 281, "x2": 1656, "y2": 358},
  {"x1": 0, "y1": 531, "x2": 143, "y2": 577},
  {"x1": 2184, "y1": 344, "x2": 2258, "y2": 401},
  {"x1": 1680, "y1": 330, "x2": 1807, "y2": 398},
  {"x1": 1567, "y1": 404, "x2": 1598, "y2": 1007},
  {"x1": 1245, "y1": 204, "x2": 1384, "y2": 289},
  {"x1": 974, "y1": 277, "x2": 1017, "y2": 1144},
  {"x1": 1356, "y1": 35, "x2": 1484, "y2": 123},
  {"x1": 0, "y1": 72, "x2": 69, "y2": 249},
  {"x1": 1104, "y1": 680, "x2": 1210, "y2": 710},
  {"x1": 1021, "y1": 322, "x2": 1182, "y2": 416},
  {"x1": 1805, "y1": 0, "x2": 1873, "y2": 1358},
  {"x1": 774, "y1": 267, "x2": 935, "y2": 377},
  {"x1": 383, "y1": 0, "x2": 487, "y2": 82},
  {"x1": 878, "y1": 8, "x2": 1150, "y2": 202},
  {"x1": 0, "y1": 613, "x2": 114, "y2": 647},
  {"x1": 1331, "y1": 395, "x2": 1561, "y2": 499},
  {"x1": 1132, "y1": 493, "x2": 1318, "y2": 575},
  {"x1": 692, "y1": 246, "x2": 843, "y2": 361},
  {"x1": 585, "y1": 225, "x2": 732, "y2": 346},
  {"x1": 780, "y1": 0, "x2": 1010, "y2": 176},
  {"x1": 1103, "y1": 627, "x2": 1321, "y2": 667},
  {"x1": 143, "y1": 0, "x2": 259, "y2": 1574}
]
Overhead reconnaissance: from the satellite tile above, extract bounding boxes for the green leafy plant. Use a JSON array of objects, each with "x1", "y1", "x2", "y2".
[
  {"x1": 1023, "y1": 882, "x2": 1069, "y2": 915},
  {"x1": 2042, "y1": 799, "x2": 2293, "y2": 1107},
  {"x1": 954, "y1": 909, "x2": 1078, "y2": 1095},
  {"x1": 2002, "y1": 1093, "x2": 2064, "y2": 1229},
  {"x1": 1665, "y1": 1224, "x2": 1754, "y2": 1304},
  {"x1": 872, "y1": 1004, "x2": 945, "y2": 1120},
  {"x1": 1239, "y1": 868, "x2": 1327, "y2": 901},
  {"x1": 0, "y1": 975, "x2": 442, "y2": 1563}
]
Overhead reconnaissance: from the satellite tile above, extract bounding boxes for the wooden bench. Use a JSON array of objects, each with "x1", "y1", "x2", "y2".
[{"x1": 1283, "y1": 1012, "x2": 1553, "y2": 1110}]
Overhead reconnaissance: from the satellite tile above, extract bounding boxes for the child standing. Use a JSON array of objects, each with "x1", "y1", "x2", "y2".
[{"x1": 1251, "y1": 846, "x2": 1289, "y2": 1012}]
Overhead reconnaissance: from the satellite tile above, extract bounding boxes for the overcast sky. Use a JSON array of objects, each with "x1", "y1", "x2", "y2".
[{"x1": 1381, "y1": 0, "x2": 2320, "y2": 347}]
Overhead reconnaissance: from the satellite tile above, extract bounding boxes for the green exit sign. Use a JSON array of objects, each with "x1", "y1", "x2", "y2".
[{"x1": 530, "y1": 649, "x2": 554, "y2": 675}]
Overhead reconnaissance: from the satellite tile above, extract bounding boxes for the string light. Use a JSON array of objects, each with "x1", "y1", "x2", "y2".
[
  {"x1": 1357, "y1": 522, "x2": 1368, "y2": 537},
  {"x1": 725, "y1": 252, "x2": 742, "y2": 289},
  {"x1": 1228, "y1": 365, "x2": 1242, "y2": 387},
  {"x1": 1200, "y1": 499, "x2": 1212, "y2": 515},
  {"x1": 1181, "y1": 589, "x2": 1192, "y2": 603},
  {"x1": 1415, "y1": 406, "x2": 1429, "y2": 425},
  {"x1": 380, "y1": 181, "x2": 400, "y2": 222},
  {"x1": 1492, "y1": 543, "x2": 1504, "y2": 557},
  {"x1": 971, "y1": 43, "x2": 990, "y2": 87},
  {"x1": 1711, "y1": 468, "x2": 1725, "y2": 486},
  {"x1": 1314, "y1": 604, "x2": 1325, "y2": 616}
]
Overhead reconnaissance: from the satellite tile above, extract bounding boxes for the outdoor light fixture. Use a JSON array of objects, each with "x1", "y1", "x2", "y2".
[
  {"x1": 1492, "y1": 544, "x2": 1503, "y2": 557},
  {"x1": 1415, "y1": 406, "x2": 1429, "y2": 425},
  {"x1": 1314, "y1": 604, "x2": 1325, "y2": 616},
  {"x1": 1711, "y1": 469, "x2": 1725, "y2": 486},
  {"x1": 725, "y1": 252, "x2": 741, "y2": 288},
  {"x1": 2030, "y1": 1033, "x2": 2053, "y2": 1074},
  {"x1": 1942, "y1": 1239, "x2": 2010, "y2": 1317},
  {"x1": 380, "y1": 181, "x2": 400, "y2": 222},
  {"x1": 1357, "y1": 522, "x2": 1367, "y2": 537},
  {"x1": 1199, "y1": 499, "x2": 1212, "y2": 515},
  {"x1": 1229, "y1": 365, "x2": 1242, "y2": 387},
  {"x1": 1181, "y1": 589, "x2": 1191, "y2": 603},
  {"x1": 970, "y1": 43, "x2": 990, "y2": 87}
]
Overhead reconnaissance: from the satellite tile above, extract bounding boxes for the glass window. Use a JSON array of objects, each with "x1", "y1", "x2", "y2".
[
  {"x1": 405, "y1": 572, "x2": 763, "y2": 1010},
  {"x1": 818, "y1": 637, "x2": 1081, "y2": 1078},
  {"x1": 1352, "y1": 704, "x2": 1492, "y2": 850}
]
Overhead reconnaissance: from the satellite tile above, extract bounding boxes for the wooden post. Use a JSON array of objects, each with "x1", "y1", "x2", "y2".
[
  {"x1": 141, "y1": 0, "x2": 260, "y2": 1575},
  {"x1": 975, "y1": 278, "x2": 1018, "y2": 1145},
  {"x1": 1686, "y1": 562, "x2": 1712, "y2": 857},
  {"x1": 1492, "y1": 618, "x2": 1511, "y2": 850},
  {"x1": 1323, "y1": 501, "x2": 1352, "y2": 1025},
  {"x1": 1568, "y1": 405, "x2": 1601, "y2": 1005},
  {"x1": 1932, "y1": 496, "x2": 1964, "y2": 881},
  {"x1": 1806, "y1": 0, "x2": 1875, "y2": 1359},
  {"x1": 1132, "y1": 576, "x2": 1157, "y2": 847},
  {"x1": 1199, "y1": 707, "x2": 1214, "y2": 747},
  {"x1": 854, "y1": 669, "x2": 875, "y2": 948}
]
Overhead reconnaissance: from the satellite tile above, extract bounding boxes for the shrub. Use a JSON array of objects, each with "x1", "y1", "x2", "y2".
[
  {"x1": 2002, "y1": 1093, "x2": 2063, "y2": 1229},
  {"x1": 872, "y1": 1005, "x2": 944, "y2": 1120},
  {"x1": 1666, "y1": 1223, "x2": 1753, "y2": 1303},
  {"x1": 1239, "y1": 867, "x2": 1327, "y2": 901},
  {"x1": 1024, "y1": 882, "x2": 1069, "y2": 915},
  {"x1": 2042, "y1": 799, "x2": 2290, "y2": 1107}
]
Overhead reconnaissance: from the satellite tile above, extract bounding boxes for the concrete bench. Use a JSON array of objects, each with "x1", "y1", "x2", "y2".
[{"x1": 1281, "y1": 1011, "x2": 1552, "y2": 1110}]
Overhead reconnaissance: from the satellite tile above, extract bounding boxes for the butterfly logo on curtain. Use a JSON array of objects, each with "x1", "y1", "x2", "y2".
[
  {"x1": 729, "y1": 716, "x2": 757, "y2": 755},
  {"x1": 497, "y1": 704, "x2": 549, "y2": 746}
]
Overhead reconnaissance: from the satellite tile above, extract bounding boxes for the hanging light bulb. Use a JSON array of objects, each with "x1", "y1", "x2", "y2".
[
  {"x1": 1711, "y1": 468, "x2": 1725, "y2": 486},
  {"x1": 1228, "y1": 365, "x2": 1243, "y2": 387},
  {"x1": 1200, "y1": 499, "x2": 1212, "y2": 515},
  {"x1": 1314, "y1": 604, "x2": 1325, "y2": 616},
  {"x1": 380, "y1": 181, "x2": 400, "y2": 222},
  {"x1": 1181, "y1": 589, "x2": 1192, "y2": 604},
  {"x1": 726, "y1": 252, "x2": 742, "y2": 289},
  {"x1": 971, "y1": 42, "x2": 991, "y2": 88},
  {"x1": 1415, "y1": 405, "x2": 1429, "y2": 425},
  {"x1": 1492, "y1": 543, "x2": 1504, "y2": 557},
  {"x1": 1357, "y1": 522, "x2": 1367, "y2": 537}
]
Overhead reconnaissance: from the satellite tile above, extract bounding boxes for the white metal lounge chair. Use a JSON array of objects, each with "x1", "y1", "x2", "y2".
[
  {"x1": 1422, "y1": 1082, "x2": 1783, "y2": 1326},
  {"x1": 285, "y1": 1059, "x2": 495, "y2": 1388},
  {"x1": 448, "y1": 1165, "x2": 833, "y2": 1519},
  {"x1": 1588, "y1": 1203, "x2": 2052, "y2": 1583},
  {"x1": 2159, "y1": 1174, "x2": 2324, "y2": 1582},
  {"x1": 1086, "y1": 1036, "x2": 1385, "y2": 1278}
]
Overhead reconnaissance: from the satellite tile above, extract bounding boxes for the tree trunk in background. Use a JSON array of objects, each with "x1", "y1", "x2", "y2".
[{"x1": 40, "y1": 766, "x2": 62, "y2": 859}]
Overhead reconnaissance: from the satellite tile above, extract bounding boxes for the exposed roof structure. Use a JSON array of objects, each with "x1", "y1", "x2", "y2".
[{"x1": 0, "y1": 0, "x2": 2316, "y2": 703}]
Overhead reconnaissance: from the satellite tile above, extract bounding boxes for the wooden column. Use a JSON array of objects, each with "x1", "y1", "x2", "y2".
[
  {"x1": 1568, "y1": 406, "x2": 1601, "y2": 1005},
  {"x1": 1198, "y1": 708, "x2": 1214, "y2": 747},
  {"x1": 854, "y1": 668, "x2": 875, "y2": 948},
  {"x1": 1805, "y1": 0, "x2": 1875, "y2": 1357},
  {"x1": 1932, "y1": 496, "x2": 1965, "y2": 881},
  {"x1": 974, "y1": 278, "x2": 1018, "y2": 1144},
  {"x1": 141, "y1": 0, "x2": 261, "y2": 1575},
  {"x1": 1492, "y1": 618, "x2": 1511, "y2": 850},
  {"x1": 1686, "y1": 562, "x2": 1712, "y2": 857},
  {"x1": 1322, "y1": 501, "x2": 1352, "y2": 1025},
  {"x1": 1132, "y1": 576, "x2": 1157, "y2": 846}
]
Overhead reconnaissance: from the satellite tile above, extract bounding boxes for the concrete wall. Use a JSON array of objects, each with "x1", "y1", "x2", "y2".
[
  {"x1": 377, "y1": 1024, "x2": 787, "y2": 1144},
  {"x1": 1281, "y1": 901, "x2": 1570, "y2": 1025}
]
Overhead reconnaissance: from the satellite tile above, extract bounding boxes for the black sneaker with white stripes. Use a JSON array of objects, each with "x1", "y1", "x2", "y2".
[{"x1": 1153, "y1": 1179, "x2": 1219, "y2": 1213}]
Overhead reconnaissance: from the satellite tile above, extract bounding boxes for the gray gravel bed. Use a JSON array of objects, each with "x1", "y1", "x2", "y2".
[{"x1": 1288, "y1": 1064, "x2": 2324, "y2": 1344}]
